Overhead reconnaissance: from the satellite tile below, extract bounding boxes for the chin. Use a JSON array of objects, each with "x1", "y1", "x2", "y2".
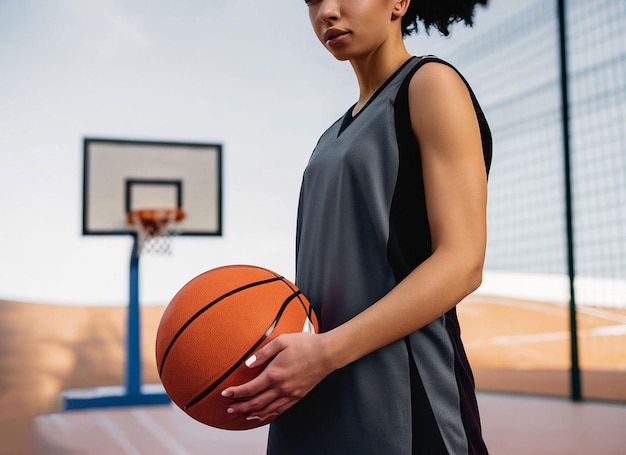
[{"x1": 326, "y1": 48, "x2": 351, "y2": 61}]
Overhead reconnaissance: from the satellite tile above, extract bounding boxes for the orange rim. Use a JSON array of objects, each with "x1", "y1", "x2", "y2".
[{"x1": 126, "y1": 208, "x2": 185, "y2": 226}]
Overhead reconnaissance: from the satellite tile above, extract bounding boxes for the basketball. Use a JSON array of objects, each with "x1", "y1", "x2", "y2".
[{"x1": 155, "y1": 264, "x2": 319, "y2": 430}]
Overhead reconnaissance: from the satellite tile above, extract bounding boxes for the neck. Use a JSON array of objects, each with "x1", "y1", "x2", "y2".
[{"x1": 349, "y1": 40, "x2": 411, "y2": 115}]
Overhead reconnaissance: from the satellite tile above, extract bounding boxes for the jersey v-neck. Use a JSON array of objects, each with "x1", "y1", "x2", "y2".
[{"x1": 337, "y1": 56, "x2": 417, "y2": 137}]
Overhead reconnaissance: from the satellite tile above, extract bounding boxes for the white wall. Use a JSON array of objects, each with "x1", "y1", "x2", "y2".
[{"x1": 0, "y1": 0, "x2": 526, "y2": 305}]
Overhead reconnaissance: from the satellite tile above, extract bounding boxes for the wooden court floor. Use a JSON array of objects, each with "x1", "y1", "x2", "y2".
[
  {"x1": 1, "y1": 297, "x2": 625, "y2": 454},
  {"x1": 31, "y1": 393, "x2": 626, "y2": 455}
]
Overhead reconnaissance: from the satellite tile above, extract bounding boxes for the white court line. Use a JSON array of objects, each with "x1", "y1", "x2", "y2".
[
  {"x1": 471, "y1": 298, "x2": 567, "y2": 316},
  {"x1": 586, "y1": 324, "x2": 626, "y2": 336},
  {"x1": 576, "y1": 306, "x2": 626, "y2": 324},
  {"x1": 96, "y1": 413, "x2": 141, "y2": 455},
  {"x1": 467, "y1": 325, "x2": 626, "y2": 347},
  {"x1": 45, "y1": 413, "x2": 71, "y2": 434},
  {"x1": 487, "y1": 331, "x2": 570, "y2": 346},
  {"x1": 130, "y1": 409, "x2": 192, "y2": 455},
  {"x1": 472, "y1": 297, "x2": 626, "y2": 324}
]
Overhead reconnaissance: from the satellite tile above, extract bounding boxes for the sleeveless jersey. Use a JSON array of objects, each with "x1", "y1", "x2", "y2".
[{"x1": 267, "y1": 56, "x2": 492, "y2": 455}]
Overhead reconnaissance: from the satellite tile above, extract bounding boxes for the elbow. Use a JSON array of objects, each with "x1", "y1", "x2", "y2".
[
  {"x1": 457, "y1": 252, "x2": 484, "y2": 296},
  {"x1": 436, "y1": 244, "x2": 485, "y2": 297},
  {"x1": 465, "y1": 249, "x2": 486, "y2": 294},
  {"x1": 466, "y1": 266, "x2": 483, "y2": 295}
]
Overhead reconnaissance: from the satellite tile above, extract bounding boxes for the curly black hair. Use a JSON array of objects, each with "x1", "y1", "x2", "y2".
[{"x1": 402, "y1": 0, "x2": 489, "y2": 37}]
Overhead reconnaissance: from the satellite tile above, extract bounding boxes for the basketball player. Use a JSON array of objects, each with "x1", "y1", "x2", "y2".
[{"x1": 222, "y1": 1, "x2": 491, "y2": 453}]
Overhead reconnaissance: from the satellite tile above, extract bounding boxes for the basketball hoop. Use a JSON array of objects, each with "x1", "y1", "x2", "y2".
[{"x1": 127, "y1": 208, "x2": 185, "y2": 255}]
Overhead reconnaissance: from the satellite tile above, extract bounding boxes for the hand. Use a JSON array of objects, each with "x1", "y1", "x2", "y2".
[{"x1": 220, "y1": 332, "x2": 334, "y2": 423}]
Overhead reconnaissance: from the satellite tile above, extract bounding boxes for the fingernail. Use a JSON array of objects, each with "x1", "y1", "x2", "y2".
[
  {"x1": 245, "y1": 355, "x2": 257, "y2": 368},
  {"x1": 221, "y1": 390, "x2": 233, "y2": 397},
  {"x1": 227, "y1": 408, "x2": 235, "y2": 414},
  {"x1": 246, "y1": 415, "x2": 262, "y2": 421}
]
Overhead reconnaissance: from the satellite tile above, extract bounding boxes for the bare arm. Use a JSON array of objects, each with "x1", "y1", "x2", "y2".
[
  {"x1": 324, "y1": 62, "x2": 488, "y2": 367},
  {"x1": 222, "y1": 62, "x2": 488, "y2": 421}
]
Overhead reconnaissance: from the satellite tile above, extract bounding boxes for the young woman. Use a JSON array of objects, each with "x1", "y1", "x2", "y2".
[{"x1": 222, "y1": 0, "x2": 491, "y2": 453}]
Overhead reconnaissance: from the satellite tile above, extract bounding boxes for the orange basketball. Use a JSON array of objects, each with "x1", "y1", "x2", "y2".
[{"x1": 155, "y1": 264, "x2": 318, "y2": 430}]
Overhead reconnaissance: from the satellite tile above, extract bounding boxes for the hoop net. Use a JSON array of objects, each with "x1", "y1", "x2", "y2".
[{"x1": 127, "y1": 208, "x2": 185, "y2": 255}]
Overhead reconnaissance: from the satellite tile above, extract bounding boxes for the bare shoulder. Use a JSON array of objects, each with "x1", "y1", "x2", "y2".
[
  {"x1": 408, "y1": 61, "x2": 478, "y2": 141},
  {"x1": 408, "y1": 60, "x2": 468, "y2": 95}
]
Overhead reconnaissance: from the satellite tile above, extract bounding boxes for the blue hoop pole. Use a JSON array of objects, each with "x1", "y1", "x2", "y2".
[
  {"x1": 62, "y1": 233, "x2": 170, "y2": 409},
  {"x1": 127, "y1": 233, "x2": 142, "y2": 397}
]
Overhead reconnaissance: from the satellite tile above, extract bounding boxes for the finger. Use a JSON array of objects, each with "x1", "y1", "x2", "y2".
[
  {"x1": 226, "y1": 387, "x2": 283, "y2": 415},
  {"x1": 245, "y1": 396, "x2": 296, "y2": 422},
  {"x1": 244, "y1": 335, "x2": 288, "y2": 369},
  {"x1": 221, "y1": 336, "x2": 288, "y2": 398},
  {"x1": 221, "y1": 372, "x2": 270, "y2": 400}
]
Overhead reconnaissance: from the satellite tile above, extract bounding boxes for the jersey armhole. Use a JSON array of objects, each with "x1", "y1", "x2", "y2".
[{"x1": 396, "y1": 56, "x2": 493, "y2": 175}]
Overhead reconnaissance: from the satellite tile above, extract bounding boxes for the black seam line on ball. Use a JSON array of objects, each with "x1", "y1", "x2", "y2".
[
  {"x1": 159, "y1": 276, "x2": 283, "y2": 377},
  {"x1": 276, "y1": 276, "x2": 312, "y2": 317},
  {"x1": 183, "y1": 290, "x2": 303, "y2": 410}
]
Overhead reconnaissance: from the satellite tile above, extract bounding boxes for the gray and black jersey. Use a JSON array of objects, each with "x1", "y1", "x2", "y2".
[{"x1": 268, "y1": 56, "x2": 492, "y2": 455}]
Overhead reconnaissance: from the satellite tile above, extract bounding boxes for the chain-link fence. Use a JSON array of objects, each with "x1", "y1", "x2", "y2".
[{"x1": 441, "y1": 0, "x2": 626, "y2": 401}]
